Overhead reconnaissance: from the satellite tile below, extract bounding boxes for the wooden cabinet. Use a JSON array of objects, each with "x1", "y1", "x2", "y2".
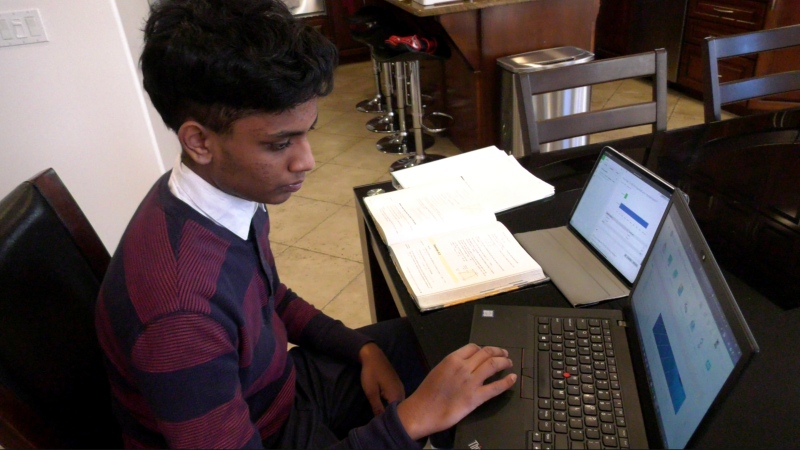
[
  {"x1": 594, "y1": 0, "x2": 686, "y2": 81},
  {"x1": 687, "y1": 0, "x2": 767, "y2": 27},
  {"x1": 676, "y1": 0, "x2": 800, "y2": 115},
  {"x1": 676, "y1": 0, "x2": 768, "y2": 105},
  {"x1": 594, "y1": 0, "x2": 634, "y2": 58},
  {"x1": 298, "y1": 0, "x2": 372, "y2": 65},
  {"x1": 596, "y1": 0, "x2": 798, "y2": 112},
  {"x1": 748, "y1": 0, "x2": 800, "y2": 112},
  {"x1": 324, "y1": 0, "x2": 371, "y2": 63},
  {"x1": 677, "y1": 16, "x2": 758, "y2": 93},
  {"x1": 302, "y1": 15, "x2": 331, "y2": 40}
]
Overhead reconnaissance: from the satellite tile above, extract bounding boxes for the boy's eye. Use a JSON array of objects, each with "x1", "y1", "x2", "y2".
[{"x1": 271, "y1": 139, "x2": 292, "y2": 151}]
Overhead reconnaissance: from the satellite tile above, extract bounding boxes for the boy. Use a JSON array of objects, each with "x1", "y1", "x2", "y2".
[{"x1": 95, "y1": 0, "x2": 515, "y2": 447}]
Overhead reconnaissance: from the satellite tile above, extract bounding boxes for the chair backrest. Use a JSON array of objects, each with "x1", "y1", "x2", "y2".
[
  {"x1": 0, "y1": 168, "x2": 121, "y2": 448},
  {"x1": 703, "y1": 24, "x2": 800, "y2": 123},
  {"x1": 517, "y1": 48, "x2": 667, "y2": 165}
]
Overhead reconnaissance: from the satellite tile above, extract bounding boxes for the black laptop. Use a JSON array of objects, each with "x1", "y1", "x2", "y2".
[
  {"x1": 453, "y1": 189, "x2": 759, "y2": 449},
  {"x1": 515, "y1": 147, "x2": 673, "y2": 307}
]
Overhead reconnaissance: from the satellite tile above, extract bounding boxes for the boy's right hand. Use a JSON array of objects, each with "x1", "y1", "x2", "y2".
[{"x1": 396, "y1": 343, "x2": 516, "y2": 440}]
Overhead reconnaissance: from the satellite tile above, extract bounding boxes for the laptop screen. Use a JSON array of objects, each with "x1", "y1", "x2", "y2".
[
  {"x1": 630, "y1": 199, "x2": 744, "y2": 448},
  {"x1": 569, "y1": 148, "x2": 672, "y2": 284}
]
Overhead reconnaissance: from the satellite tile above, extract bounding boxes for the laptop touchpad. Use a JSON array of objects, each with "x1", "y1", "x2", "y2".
[
  {"x1": 459, "y1": 347, "x2": 529, "y2": 448},
  {"x1": 482, "y1": 347, "x2": 522, "y2": 397}
]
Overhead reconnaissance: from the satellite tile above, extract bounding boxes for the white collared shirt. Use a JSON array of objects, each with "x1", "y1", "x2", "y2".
[{"x1": 168, "y1": 156, "x2": 262, "y2": 240}]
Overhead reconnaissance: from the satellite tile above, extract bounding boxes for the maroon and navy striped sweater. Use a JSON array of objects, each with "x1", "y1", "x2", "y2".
[{"x1": 96, "y1": 173, "x2": 417, "y2": 448}]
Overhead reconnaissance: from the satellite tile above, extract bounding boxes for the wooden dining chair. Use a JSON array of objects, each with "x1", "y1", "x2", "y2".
[
  {"x1": 703, "y1": 24, "x2": 800, "y2": 123},
  {"x1": 0, "y1": 168, "x2": 121, "y2": 448},
  {"x1": 517, "y1": 48, "x2": 667, "y2": 166}
]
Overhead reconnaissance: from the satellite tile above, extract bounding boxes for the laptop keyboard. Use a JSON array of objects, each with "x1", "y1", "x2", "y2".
[{"x1": 528, "y1": 316, "x2": 630, "y2": 449}]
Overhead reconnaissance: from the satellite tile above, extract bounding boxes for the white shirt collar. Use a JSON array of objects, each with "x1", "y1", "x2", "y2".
[{"x1": 168, "y1": 156, "x2": 262, "y2": 240}]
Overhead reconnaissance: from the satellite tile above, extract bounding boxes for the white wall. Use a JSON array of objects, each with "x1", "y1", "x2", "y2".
[
  {"x1": 115, "y1": 0, "x2": 180, "y2": 167},
  {"x1": 0, "y1": 0, "x2": 178, "y2": 253}
]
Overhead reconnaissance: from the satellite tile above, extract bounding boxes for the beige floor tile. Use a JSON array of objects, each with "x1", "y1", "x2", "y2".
[
  {"x1": 334, "y1": 61, "x2": 374, "y2": 79},
  {"x1": 667, "y1": 93, "x2": 707, "y2": 129},
  {"x1": 667, "y1": 113, "x2": 704, "y2": 130},
  {"x1": 618, "y1": 78, "x2": 653, "y2": 95},
  {"x1": 592, "y1": 79, "x2": 681, "y2": 115},
  {"x1": 299, "y1": 162, "x2": 385, "y2": 205},
  {"x1": 589, "y1": 124, "x2": 652, "y2": 144},
  {"x1": 268, "y1": 196, "x2": 340, "y2": 245},
  {"x1": 295, "y1": 205, "x2": 364, "y2": 262},
  {"x1": 375, "y1": 172, "x2": 395, "y2": 184},
  {"x1": 315, "y1": 108, "x2": 346, "y2": 130},
  {"x1": 319, "y1": 110, "x2": 387, "y2": 139},
  {"x1": 331, "y1": 137, "x2": 408, "y2": 171},
  {"x1": 344, "y1": 195, "x2": 359, "y2": 207},
  {"x1": 308, "y1": 130, "x2": 362, "y2": 163},
  {"x1": 270, "y1": 241, "x2": 289, "y2": 256},
  {"x1": 672, "y1": 96, "x2": 706, "y2": 117},
  {"x1": 591, "y1": 81, "x2": 622, "y2": 104},
  {"x1": 590, "y1": 98, "x2": 609, "y2": 111},
  {"x1": 318, "y1": 91, "x2": 375, "y2": 114},
  {"x1": 604, "y1": 80, "x2": 653, "y2": 108},
  {"x1": 275, "y1": 247, "x2": 363, "y2": 310},
  {"x1": 321, "y1": 271, "x2": 374, "y2": 329},
  {"x1": 331, "y1": 72, "x2": 377, "y2": 97},
  {"x1": 428, "y1": 136, "x2": 463, "y2": 156},
  {"x1": 665, "y1": 93, "x2": 681, "y2": 118}
]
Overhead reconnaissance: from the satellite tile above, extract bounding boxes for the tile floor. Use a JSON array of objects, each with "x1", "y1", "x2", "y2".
[{"x1": 269, "y1": 60, "x2": 720, "y2": 330}]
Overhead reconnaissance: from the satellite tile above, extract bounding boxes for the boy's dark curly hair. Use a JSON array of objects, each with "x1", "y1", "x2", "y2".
[{"x1": 141, "y1": 0, "x2": 338, "y2": 133}]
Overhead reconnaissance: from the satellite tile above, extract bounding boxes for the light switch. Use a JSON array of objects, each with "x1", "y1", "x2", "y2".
[
  {"x1": 12, "y1": 19, "x2": 26, "y2": 39},
  {"x1": 0, "y1": 19, "x2": 12, "y2": 40},
  {"x1": 25, "y1": 15, "x2": 42, "y2": 37},
  {"x1": 0, "y1": 9, "x2": 48, "y2": 47}
]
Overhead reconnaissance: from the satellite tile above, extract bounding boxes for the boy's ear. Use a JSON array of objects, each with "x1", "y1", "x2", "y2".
[{"x1": 178, "y1": 121, "x2": 214, "y2": 165}]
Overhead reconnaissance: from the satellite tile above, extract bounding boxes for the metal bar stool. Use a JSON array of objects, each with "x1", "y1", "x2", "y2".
[
  {"x1": 390, "y1": 59, "x2": 444, "y2": 169},
  {"x1": 366, "y1": 62, "x2": 400, "y2": 135},
  {"x1": 356, "y1": 56, "x2": 385, "y2": 114},
  {"x1": 372, "y1": 36, "x2": 452, "y2": 169},
  {"x1": 375, "y1": 62, "x2": 407, "y2": 152},
  {"x1": 346, "y1": 6, "x2": 399, "y2": 115}
]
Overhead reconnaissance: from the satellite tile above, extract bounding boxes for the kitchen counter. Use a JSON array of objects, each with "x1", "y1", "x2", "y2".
[{"x1": 376, "y1": 0, "x2": 600, "y2": 151}]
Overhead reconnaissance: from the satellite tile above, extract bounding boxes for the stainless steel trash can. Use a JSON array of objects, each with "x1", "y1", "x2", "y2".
[{"x1": 498, "y1": 47, "x2": 594, "y2": 157}]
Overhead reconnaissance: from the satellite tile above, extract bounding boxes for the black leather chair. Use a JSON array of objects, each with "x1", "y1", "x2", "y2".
[
  {"x1": 703, "y1": 24, "x2": 800, "y2": 123},
  {"x1": 0, "y1": 168, "x2": 121, "y2": 448},
  {"x1": 516, "y1": 49, "x2": 668, "y2": 167}
]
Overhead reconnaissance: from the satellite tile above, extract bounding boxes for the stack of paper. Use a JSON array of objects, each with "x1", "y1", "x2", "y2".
[{"x1": 390, "y1": 146, "x2": 555, "y2": 213}]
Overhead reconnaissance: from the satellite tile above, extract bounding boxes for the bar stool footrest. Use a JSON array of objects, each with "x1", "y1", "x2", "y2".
[
  {"x1": 366, "y1": 114, "x2": 397, "y2": 133},
  {"x1": 389, "y1": 152, "x2": 447, "y2": 172},
  {"x1": 422, "y1": 111, "x2": 453, "y2": 134},
  {"x1": 376, "y1": 132, "x2": 435, "y2": 154},
  {"x1": 357, "y1": 96, "x2": 385, "y2": 113}
]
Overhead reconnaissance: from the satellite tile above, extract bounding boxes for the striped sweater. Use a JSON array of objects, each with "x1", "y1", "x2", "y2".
[{"x1": 96, "y1": 173, "x2": 407, "y2": 448}]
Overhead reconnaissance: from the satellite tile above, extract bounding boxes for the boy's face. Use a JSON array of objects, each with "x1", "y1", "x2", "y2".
[{"x1": 200, "y1": 99, "x2": 317, "y2": 205}]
